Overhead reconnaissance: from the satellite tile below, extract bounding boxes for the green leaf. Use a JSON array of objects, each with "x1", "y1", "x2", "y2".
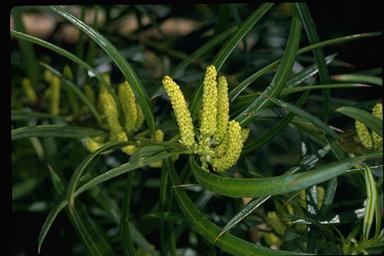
[
  {"x1": 172, "y1": 27, "x2": 237, "y2": 75},
  {"x1": 260, "y1": 93, "x2": 339, "y2": 139},
  {"x1": 281, "y1": 83, "x2": 369, "y2": 95},
  {"x1": 236, "y1": 10, "x2": 302, "y2": 125},
  {"x1": 166, "y1": 159, "x2": 308, "y2": 256},
  {"x1": 38, "y1": 142, "x2": 124, "y2": 253},
  {"x1": 66, "y1": 141, "x2": 126, "y2": 206},
  {"x1": 243, "y1": 91, "x2": 310, "y2": 154},
  {"x1": 49, "y1": 6, "x2": 156, "y2": 132},
  {"x1": 332, "y1": 74, "x2": 382, "y2": 86},
  {"x1": 12, "y1": 125, "x2": 107, "y2": 140},
  {"x1": 216, "y1": 196, "x2": 270, "y2": 241},
  {"x1": 39, "y1": 62, "x2": 103, "y2": 124},
  {"x1": 362, "y1": 165, "x2": 378, "y2": 240},
  {"x1": 75, "y1": 150, "x2": 181, "y2": 196},
  {"x1": 229, "y1": 32, "x2": 380, "y2": 102},
  {"x1": 68, "y1": 206, "x2": 115, "y2": 256},
  {"x1": 190, "y1": 152, "x2": 382, "y2": 198},
  {"x1": 38, "y1": 197, "x2": 67, "y2": 253},
  {"x1": 190, "y1": 3, "x2": 273, "y2": 118},
  {"x1": 10, "y1": 30, "x2": 118, "y2": 105},
  {"x1": 212, "y1": 3, "x2": 273, "y2": 70},
  {"x1": 38, "y1": 149, "x2": 183, "y2": 252},
  {"x1": 11, "y1": 110, "x2": 71, "y2": 121},
  {"x1": 236, "y1": 83, "x2": 367, "y2": 106},
  {"x1": 296, "y1": 3, "x2": 331, "y2": 122},
  {"x1": 286, "y1": 53, "x2": 337, "y2": 87},
  {"x1": 336, "y1": 106, "x2": 382, "y2": 137},
  {"x1": 120, "y1": 172, "x2": 136, "y2": 256}
]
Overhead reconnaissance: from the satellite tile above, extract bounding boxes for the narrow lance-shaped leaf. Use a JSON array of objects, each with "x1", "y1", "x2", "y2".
[
  {"x1": 229, "y1": 32, "x2": 380, "y2": 102},
  {"x1": 259, "y1": 93, "x2": 339, "y2": 139},
  {"x1": 190, "y1": 153, "x2": 382, "y2": 198},
  {"x1": 172, "y1": 27, "x2": 237, "y2": 75},
  {"x1": 120, "y1": 172, "x2": 136, "y2": 256},
  {"x1": 49, "y1": 6, "x2": 156, "y2": 132},
  {"x1": 12, "y1": 125, "x2": 107, "y2": 140},
  {"x1": 10, "y1": 30, "x2": 119, "y2": 108},
  {"x1": 286, "y1": 53, "x2": 337, "y2": 87},
  {"x1": 166, "y1": 159, "x2": 308, "y2": 256},
  {"x1": 336, "y1": 106, "x2": 382, "y2": 137},
  {"x1": 332, "y1": 73, "x2": 382, "y2": 86},
  {"x1": 190, "y1": 3, "x2": 273, "y2": 118},
  {"x1": 296, "y1": 3, "x2": 331, "y2": 122},
  {"x1": 66, "y1": 141, "x2": 126, "y2": 207},
  {"x1": 236, "y1": 10, "x2": 302, "y2": 125},
  {"x1": 362, "y1": 165, "x2": 378, "y2": 240}
]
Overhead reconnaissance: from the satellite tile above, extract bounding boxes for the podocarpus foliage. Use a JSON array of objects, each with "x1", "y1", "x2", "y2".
[{"x1": 11, "y1": 4, "x2": 383, "y2": 256}]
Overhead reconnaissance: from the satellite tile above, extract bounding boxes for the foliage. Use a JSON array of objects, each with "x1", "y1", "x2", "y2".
[{"x1": 11, "y1": 4, "x2": 382, "y2": 255}]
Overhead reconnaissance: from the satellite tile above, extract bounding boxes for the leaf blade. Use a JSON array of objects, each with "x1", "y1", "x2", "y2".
[
  {"x1": 49, "y1": 6, "x2": 155, "y2": 132},
  {"x1": 190, "y1": 3, "x2": 273, "y2": 118},
  {"x1": 296, "y1": 3, "x2": 331, "y2": 122},
  {"x1": 190, "y1": 153, "x2": 382, "y2": 198},
  {"x1": 236, "y1": 10, "x2": 302, "y2": 125},
  {"x1": 336, "y1": 106, "x2": 382, "y2": 136},
  {"x1": 12, "y1": 125, "x2": 107, "y2": 140},
  {"x1": 229, "y1": 32, "x2": 380, "y2": 102}
]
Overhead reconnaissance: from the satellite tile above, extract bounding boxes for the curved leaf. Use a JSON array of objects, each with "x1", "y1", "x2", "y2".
[
  {"x1": 38, "y1": 142, "x2": 125, "y2": 253},
  {"x1": 336, "y1": 106, "x2": 382, "y2": 137},
  {"x1": 287, "y1": 53, "x2": 337, "y2": 87},
  {"x1": 10, "y1": 30, "x2": 118, "y2": 105},
  {"x1": 281, "y1": 83, "x2": 369, "y2": 95},
  {"x1": 332, "y1": 74, "x2": 382, "y2": 86},
  {"x1": 229, "y1": 32, "x2": 380, "y2": 103},
  {"x1": 68, "y1": 205, "x2": 115, "y2": 255},
  {"x1": 236, "y1": 10, "x2": 302, "y2": 125},
  {"x1": 212, "y1": 3, "x2": 273, "y2": 70},
  {"x1": 296, "y1": 3, "x2": 331, "y2": 121},
  {"x1": 243, "y1": 91, "x2": 310, "y2": 154},
  {"x1": 12, "y1": 125, "x2": 107, "y2": 140},
  {"x1": 190, "y1": 3, "x2": 273, "y2": 118},
  {"x1": 11, "y1": 110, "x2": 71, "y2": 121},
  {"x1": 190, "y1": 153, "x2": 382, "y2": 198},
  {"x1": 66, "y1": 141, "x2": 127, "y2": 206},
  {"x1": 166, "y1": 159, "x2": 308, "y2": 256},
  {"x1": 172, "y1": 27, "x2": 237, "y2": 75},
  {"x1": 49, "y1": 6, "x2": 155, "y2": 132},
  {"x1": 37, "y1": 148, "x2": 179, "y2": 253}
]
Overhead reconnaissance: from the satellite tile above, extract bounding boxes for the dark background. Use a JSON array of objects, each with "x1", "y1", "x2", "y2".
[{"x1": 308, "y1": 2, "x2": 382, "y2": 70}]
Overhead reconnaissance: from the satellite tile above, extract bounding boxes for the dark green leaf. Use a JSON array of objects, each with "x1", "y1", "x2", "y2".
[
  {"x1": 190, "y1": 3, "x2": 273, "y2": 118},
  {"x1": 49, "y1": 6, "x2": 156, "y2": 132},
  {"x1": 190, "y1": 153, "x2": 382, "y2": 198},
  {"x1": 332, "y1": 74, "x2": 382, "y2": 86},
  {"x1": 229, "y1": 32, "x2": 380, "y2": 103},
  {"x1": 296, "y1": 3, "x2": 331, "y2": 122},
  {"x1": 12, "y1": 125, "x2": 107, "y2": 140},
  {"x1": 236, "y1": 10, "x2": 302, "y2": 125},
  {"x1": 336, "y1": 106, "x2": 382, "y2": 137},
  {"x1": 120, "y1": 172, "x2": 136, "y2": 256}
]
